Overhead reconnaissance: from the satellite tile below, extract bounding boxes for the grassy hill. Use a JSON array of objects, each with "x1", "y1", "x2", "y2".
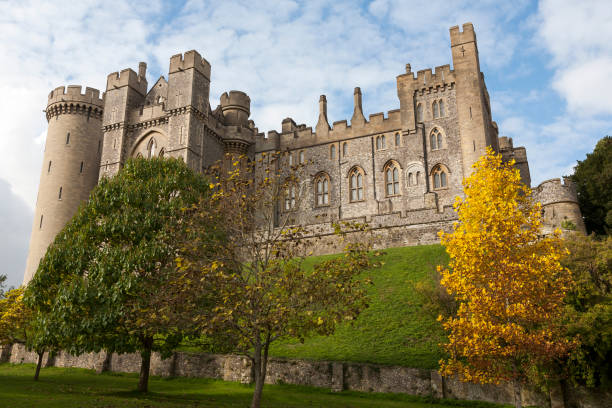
[{"x1": 268, "y1": 244, "x2": 449, "y2": 369}]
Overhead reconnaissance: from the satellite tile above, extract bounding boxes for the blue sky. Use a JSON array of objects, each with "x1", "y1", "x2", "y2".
[{"x1": 0, "y1": 0, "x2": 610, "y2": 288}]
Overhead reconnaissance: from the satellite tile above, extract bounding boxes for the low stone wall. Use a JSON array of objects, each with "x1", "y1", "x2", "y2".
[{"x1": 5, "y1": 344, "x2": 610, "y2": 408}]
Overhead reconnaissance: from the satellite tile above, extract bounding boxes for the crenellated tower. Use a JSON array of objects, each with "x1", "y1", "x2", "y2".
[
  {"x1": 23, "y1": 86, "x2": 104, "y2": 283},
  {"x1": 220, "y1": 90, "x2": 254, "y2": 155}
]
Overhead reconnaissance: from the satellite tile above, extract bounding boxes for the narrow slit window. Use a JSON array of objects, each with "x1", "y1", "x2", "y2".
[
  {"x1": 433, "y1": 101, "x2": 439, "y2": 118},
  {"x1": 395, "y1": 133, "x2": 400, "y2": 146},
  {"x1": 330, "y1": 144, "x2": 336, "y2": 159},
  {"x1": 58, "y1": 186, "x2": 63, "y2": 200},
  {"x1": 80, "y1": 161, "x2": 84, "y2": 173},
  {"x1": 66, "y1": 132, "x2": 70, "y2": 144},
  {"x1": 343, "y1": 142, "x2": 348, "y2": 157},
  {"x1": 39, "y1": 214, "x2": 43, "y2": 229},
  {"x1": 48, "y1": 161, "x2": 52, "y2": 173}
]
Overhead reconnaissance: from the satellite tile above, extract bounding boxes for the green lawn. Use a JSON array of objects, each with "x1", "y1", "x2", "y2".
[
  {"x1": 268, "y1": 244, "x2": 449, "y2": 369},
  {"x1": 0, "y1": 363, "x2": 509, "y2": 408}
]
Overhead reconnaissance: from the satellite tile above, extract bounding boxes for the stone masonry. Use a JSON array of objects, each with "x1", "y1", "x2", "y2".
[{"x1": 23, "y1": 22, "x2": 585, "y2": 284}]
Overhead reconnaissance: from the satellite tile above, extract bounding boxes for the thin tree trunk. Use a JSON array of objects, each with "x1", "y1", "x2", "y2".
[
  {"x1": 34, "y1": 351, "x2": 44, "y2": 381},
  {"x1": 514, "y1": 378, "x2": 522, "y2": 408},
  {"x1": 250, "y1": 339, "x2": 264, "y2": 408},
  {"x1": 138, "y1": 337, "x2": 153, "y2": 393}
]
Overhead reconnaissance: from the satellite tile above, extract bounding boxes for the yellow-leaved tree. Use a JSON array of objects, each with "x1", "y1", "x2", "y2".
[{"x1": 438, "y1": 148, "x2": 575, "y2": 408}]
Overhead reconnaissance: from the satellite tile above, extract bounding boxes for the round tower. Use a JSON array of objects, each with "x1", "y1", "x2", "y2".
[
  {"x1": 533, "y1": 177, "x2": 586, "y2": 235},
  {"x1": 23, "y1": 85, "x2": 104, "y2": 284},
  {"x1": 220, "y1": 91, "x2": 253, "y2": 155}
]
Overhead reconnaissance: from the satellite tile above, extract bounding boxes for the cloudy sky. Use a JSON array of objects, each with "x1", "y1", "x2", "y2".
[{"x1": 0, "y1": 0, "x2": 610, "y2": 288}]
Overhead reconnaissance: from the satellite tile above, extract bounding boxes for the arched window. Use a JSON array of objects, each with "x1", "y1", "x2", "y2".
[
  {"x1": 158, "y1": 148, "x2": 165, "y2": 158},
  {"x1": 433, "y1": 101, "x2": 439, "y2": 118},
  {"x1": 315, "y1": 174, "x2": 329, "y2": 206},
  {"x1": 284, "y1": 183, "x2": 297, "y2": 210},
  {"x1": 289, "y1": 153, "x2": 293, "y2": 166},
  {"x1": 136, "y1": 152, "x2": 143, "y2": 158},
  {"x1": 381, "y1": 135, "x2": 386, "y2": 149},
  {"x1": 430, "y1": 128, "x2": 443, "y2": 150},
  {"x1": 432, "y1": 165, "x2": 448, "y2": 189},
  {"x1": 330, "y1": 144, "x2": 336, "y2": 159},
  {"x1": 416, "y1": 104, "x2": 423, "y2": 122},
  {"x1": 342, "y1": 142, "x2": 348, "y2": 157},
  {"x1": 395, "y1": 132, "x2": 400, "y2": 146},
  {"x1": 384, "y1": 162, "x2": 400, "y2": 196},
  {"x1": 299, "y1": 150, "x2": 305, "y2": 164},
  {"x1": 349, "y1": 167, "x2": 364, "y2": 202},
  {"x1": 439, "y1": 100, "x2": 445, "y2": 117},
  {"x1": 376, "y1": 136, "x2": 381, "y2": 150},
  {"x1": 147, "y1": 138, "x2": 157, "y2": 158},
  {"x1": 408, "y1": 172, "x2": 414, "y2": 186},
  {"x1": 416, "y1": 171, "x2": 421, "y2": 185}
]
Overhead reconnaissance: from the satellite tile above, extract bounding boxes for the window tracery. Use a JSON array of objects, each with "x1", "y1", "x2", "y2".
[{"x1": 349, "y1": 167, "x2": 364, "y2": 202}]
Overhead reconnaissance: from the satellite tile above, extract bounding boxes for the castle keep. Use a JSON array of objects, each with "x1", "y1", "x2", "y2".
[{"x1": 23, "y1": 23, "x2": 585, "y2": 284}]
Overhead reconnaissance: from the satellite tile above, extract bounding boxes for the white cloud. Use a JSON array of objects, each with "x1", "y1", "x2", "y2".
[{"x1": 536, "y1": 0, "x2": 612, "y2": 116}]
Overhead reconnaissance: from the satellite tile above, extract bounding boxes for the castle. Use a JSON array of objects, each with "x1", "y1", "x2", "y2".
[{"x1": 22, "y1": 23, "x2": 585, "y2": 284}]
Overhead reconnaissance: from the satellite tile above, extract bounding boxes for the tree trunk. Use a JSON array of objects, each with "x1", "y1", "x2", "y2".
[
  {"x1": 514, "y1": 378, "x2": 522, "y2": 408},
  {"x1": 250, "y1": 334, "x2": 270, "y2": 408},
  {"x1": 34, "y1": 351, "x2": 44, "y2": 381},
  {"x1": 138, "y1": 337, "x2": 153, "y2": 393}
]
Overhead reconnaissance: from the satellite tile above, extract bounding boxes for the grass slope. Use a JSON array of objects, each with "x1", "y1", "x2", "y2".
[
  {"x1": 269, "y1": 244, "x2": 448, "y2": 369},
  {"x1": 0, "y1": 363, "x2": 509, "y2": 408}
]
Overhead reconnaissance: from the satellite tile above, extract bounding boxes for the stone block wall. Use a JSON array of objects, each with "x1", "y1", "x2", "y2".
[{"x1": 7, "y1": 344, "x2": 611, "y2": 407}]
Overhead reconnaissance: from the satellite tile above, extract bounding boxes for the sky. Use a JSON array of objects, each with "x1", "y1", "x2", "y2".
[{"x1": 0, "y1": 0, "x2": 610, "y2": 288}]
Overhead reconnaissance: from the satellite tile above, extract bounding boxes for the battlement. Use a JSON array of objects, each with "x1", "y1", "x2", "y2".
[
  {"x1": 220, "y1": 90, "x2": 251, "y2": 126},
  {"x1": 47, "y1": 85, "x2": 104, "y2": 108},
  {"x1": 499, "y1": 136, "x2": 513, "y2": 150},
  {"x1": 397, "y1": 64, "x2": 455, "y2": 92},
  {"x1": 106, "y1": 68, "x2": 147, "y2": 95},
  {"x1": 534, "y1": 177, "x2": 579, "y2": 205},
  {"x1": 169, "y1": 50, "x2": 211, "y2": 79},
  {"x1": 450, "y1": 22, "x2": 476, "y2": 46}
]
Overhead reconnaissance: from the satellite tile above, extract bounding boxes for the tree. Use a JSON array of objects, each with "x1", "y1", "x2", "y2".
[
  {"x1": 561, "y1": 234, "x2": 611, "y2": 389},
  {"x1": 185, "y1": 154, "x2": 377, "y2": 408},
  {"x1": 0, "y1": 274, "x2": 6, "y2": 298},
  {"x1": 438, "y1": 148, "x2": 575, "y2": 408},
  {"x1": 25, "y1": 158, "x2": 225, "y2": 392},
  {"x1": 571, "y1": 136, "x2": 612, "y2": 235}
]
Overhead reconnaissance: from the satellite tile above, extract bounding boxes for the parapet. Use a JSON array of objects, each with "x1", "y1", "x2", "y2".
[
  {"x1": 47, "y1": 85, "x2": 104, "y2": 108},
  {"x1": 106, "y1": 68, "x2": 147, "y2": 95},
  {"x1": 533, "y1": 177, "x2": 579, "y2": 206},
  {"x1": 450, "y1": 22, "x2": 476, "y2": 46},
  {"x1": 397, "y1": 64, "x2": 455, "y2": 93},
  {"x1": 220, "y1": 90, "x2": 251, "y2": 126},
  {"x1": 499, "y1": 136, "x2": 513, "y2": 150},
  {"x1": 169, "y1": 50, "x2": 211, "y2": 79}
]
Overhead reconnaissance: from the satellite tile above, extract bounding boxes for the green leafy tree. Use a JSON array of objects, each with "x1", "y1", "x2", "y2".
[
  {"x1": 25, "y1": 158, "x2": 225, "y2": 392},
  {"x1": 187, "y1": 154, "x2": 378, "y2": 408},
  {"x1": 562, "y1": 234, "x2": 612, "y2": 388},
  {"x1": 0, "y1": 274, "x2": 6, "y2": 298},
  {"x1": 571, "y1": 136, "x2": 612, "y2": 235}
]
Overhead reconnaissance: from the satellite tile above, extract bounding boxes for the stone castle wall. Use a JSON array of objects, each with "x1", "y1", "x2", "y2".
[{"x1": 6, "y1": 344, "x2": 610, "y2": 408}]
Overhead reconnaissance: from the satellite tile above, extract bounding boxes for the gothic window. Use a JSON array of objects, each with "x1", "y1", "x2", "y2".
[
  {"x1": 433, "y1": 101, "x2": 439, "y2": 118},
  {"x1": 330, "y1": 144, "x2": 336, "y2": 159},
  {"x1": 58, "y1": 186, "x2": 63, "y2": 200},
  {"x1": 136, "y1": 153, "x2": 143, "y2": 158},
  {"x1": 147, "y1": 138, "x2": 157, "y2": 158},
  {"x1": 416, "y1": 104, "x2": 423, "y2": 122},
  {"x1": 381, "y1": 135, "x2": 386, "y2": 148},
  {"x1": 66, "y1": 132, "x2": 70, "y2": 144},
  {"x1": 439, "y1": 100, "x2": 445, "y2": 116},
  {"x1": 299, "y1": 150, "x2": 305, "y2": 164},
  {"x1": 315, "y1": 173, "x2": 330, "y2": 206},
  {"x1": 349, "y1": 167, "x2": 364, "y2": 202},
  {"x1": 430, "y1": 128, "x2": 443, "y2": 150},
  {"x1": 343, "y1": 142, "x2": 348, "y2": 157},
  {"x1": 384, "y1": 162, "x2": 400, "y2": 196},
  {"x1": 80, "y1": 161, "x2": 84, "y2": 173},
  {"x1": 284, "y1": 183, "x2": 297, "y2": 211},
  {"x1": 395, "y1": 132, "x2": 400, "y2": 146},
  {"x1": 158, "y1": 148, "x2": 165, "y2": 158},
  {"x1": 431, "y1": 165, "x2": 448, "y2": 189}
]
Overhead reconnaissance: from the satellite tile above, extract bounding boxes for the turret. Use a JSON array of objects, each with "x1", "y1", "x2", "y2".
[
  {"x1": 23, "y1": 85, "x2": 104, "y2": 283},
  {"x1": 533, "y1": 177, "x2": 586, "y2": 234},
  {"x1": 220, "y1": 91, "x2": 253, "y2": 155}
]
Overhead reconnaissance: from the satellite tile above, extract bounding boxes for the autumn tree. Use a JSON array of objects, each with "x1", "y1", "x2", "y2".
[
  {"x1": 438, "y1": 149, "x2": 575, "y2": 408},
  {"x1": 25, "y1": 158, "x2": 225, "y2": 392},
  {"x1": 571, "y1": 136, "x2": 612, "y2": 235},
  {"x1": 561, "y1": 234, "x2": 611, "y2": 388},
  {"x1": 186, "y1": 154, "x2": 377, "y2": 408}
]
